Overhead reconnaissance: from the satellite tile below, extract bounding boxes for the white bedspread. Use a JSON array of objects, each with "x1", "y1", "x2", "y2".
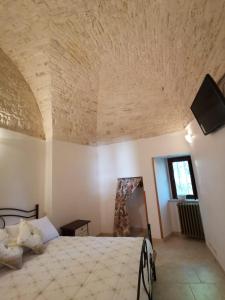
[{"x1": 0, "y1": 236, "x2": 151, "y2": 300}]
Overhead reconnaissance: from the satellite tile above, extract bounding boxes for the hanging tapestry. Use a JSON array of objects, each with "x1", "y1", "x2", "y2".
[{"x1": 114, "y1": 177, "x2": 142, "y2": 236}]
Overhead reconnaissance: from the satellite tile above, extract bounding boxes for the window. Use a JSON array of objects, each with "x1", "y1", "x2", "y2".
[{"x1": 167, "y1": 156, "x2": 198, "y2": 199}]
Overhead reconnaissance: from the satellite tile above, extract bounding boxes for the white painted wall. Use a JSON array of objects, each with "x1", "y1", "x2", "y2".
[
  {"x1": 51, "y1": 140, "x2": 100, "y2": 235},
  {"x1": 0, "y1": 132, "x2": 101, "y2": 234},
  {"x1": 188, "y1": 120, "x2": 225, "y2": 271},
  {"x1": 168, "y1": 200, "x2": 181, "y2": 233},
  {"x1": 97, "y1": 130, "x2": 189, "y2": 238},
  {"x1": 44, "y1": 139, "x2": 53, "y2": 219},
  {"x1": 0, "y1": 128, "x2": 45, "y2": 224},
  {"x1": 0, "y1": 127, "x2": 189, "y2": 240},
  {"x1": 154, "y1": 157, "x2": 172, "y2": 238}
]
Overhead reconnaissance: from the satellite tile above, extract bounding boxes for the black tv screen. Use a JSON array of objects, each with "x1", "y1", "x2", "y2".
[{"x1": 191, "y1": 74, "x2": 225, "y2": 135}]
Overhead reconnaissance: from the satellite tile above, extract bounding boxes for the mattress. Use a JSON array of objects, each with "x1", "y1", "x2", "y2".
[{"x1": 0, "y1": 236, "x2": 151, "y2": 300}]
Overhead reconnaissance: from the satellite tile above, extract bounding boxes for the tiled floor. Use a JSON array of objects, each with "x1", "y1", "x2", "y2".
[{"x1": 153, "y1": 236, "x2": 225, "y2": 300}]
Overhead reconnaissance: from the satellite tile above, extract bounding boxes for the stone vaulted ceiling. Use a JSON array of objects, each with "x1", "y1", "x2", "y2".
[
  {"x1": 0, "y1": 0, "x2": 225, "y2": 144},
  {"x1": 0, "y1": 48, "x2": 44, "y2": 138}
]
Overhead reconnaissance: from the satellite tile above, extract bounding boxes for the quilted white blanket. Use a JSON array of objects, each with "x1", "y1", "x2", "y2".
[{"x1": 0, "y1": 236, "x2": 150, "y2": 300}]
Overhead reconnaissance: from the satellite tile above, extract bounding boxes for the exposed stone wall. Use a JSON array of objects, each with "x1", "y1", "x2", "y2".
[
  {"x1": 0, "y1": 49, "x2": 44, "y2": 139},
  {"x1": 0, "y1": 1, "x2": 225, "y2": 144}
]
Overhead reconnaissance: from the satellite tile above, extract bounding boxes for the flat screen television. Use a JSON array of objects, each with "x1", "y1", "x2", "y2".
[{"x1": 191, "y1": 74, "x2": 225, "y2": 135}]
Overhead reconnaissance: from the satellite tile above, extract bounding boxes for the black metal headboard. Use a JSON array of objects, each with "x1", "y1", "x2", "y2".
[{"x1": 0, "y1": 204, "x2": 39, "y2": 228}]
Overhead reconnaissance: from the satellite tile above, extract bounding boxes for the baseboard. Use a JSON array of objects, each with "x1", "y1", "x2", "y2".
[
  {"x1": 152, "y1": 232, "x2": 182, "y2": 242},
  {"x1": 130, "y1": 226, "x2": 146, "y2": 231},
  {"x1": 167, "y1": 232, "x2": 182, "y2": 238},
  {"x1": 152, "y1": 238, "x2": 162, "y2": 243},
  {"x1": 97, "y1": 232, "x2": 113, "y2": 237},
  {"x1": 206, "y1": 241, "x2": 225, "y2": 274},
  {"x1": 98, "y1": 228, "x2": 147, "y2": 238},
  {"x1": 97, "y1": 231, "x2": 182, "y2": 240}
]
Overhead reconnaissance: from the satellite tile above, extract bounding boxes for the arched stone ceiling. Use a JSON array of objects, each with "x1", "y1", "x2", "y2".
[
  {"x1": 0, "y1": 0, "x2": 225, "y2": 144},
  {"x1": 0, "y1": 48, "x2": 44, "y2": 139},
  {"x1": 0, "y1": 0, "x2": 52, "y2": 139}
]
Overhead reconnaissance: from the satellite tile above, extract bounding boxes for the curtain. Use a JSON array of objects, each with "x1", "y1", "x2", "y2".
[{"x1": 114, "y1": 177, "x2": 142, "y2": 236}]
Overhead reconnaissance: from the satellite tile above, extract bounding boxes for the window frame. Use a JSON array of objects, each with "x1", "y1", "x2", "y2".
[{"x1": 167, "y1": 155, "x2": 198, "y2": 199}]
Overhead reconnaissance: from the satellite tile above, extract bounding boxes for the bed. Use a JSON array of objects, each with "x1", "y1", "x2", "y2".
[{"x1": 0, "y1": 205, "x2": 156, "y2": 300}]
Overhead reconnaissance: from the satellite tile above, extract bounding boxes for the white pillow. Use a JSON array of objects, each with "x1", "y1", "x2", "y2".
[
  {"x1": 5, "y1": 224, "x2": 19, "y2": 246},
  {"x1": 17, "y1": 219, "x2": 44, "y2": 254},
  {"x1": 0, "y1": 243, "x2": 23, "y2": 269},
  {"x1": 30, "y1": 216, "x2": 59, "y2": 243},
  {"x1": 0, "y1": 229, "x2": 9, "y2": 244},
  {"x1": 0, "y1": 228, "x2": 23, "y2": 269},
  {"x1": 5, "y1": 224, "x2": 19, "y2": 238}
]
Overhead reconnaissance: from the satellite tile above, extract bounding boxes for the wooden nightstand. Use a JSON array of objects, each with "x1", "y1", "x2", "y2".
[{"x1": 60, "y1": 220, "x2": 90, "y2": 236}]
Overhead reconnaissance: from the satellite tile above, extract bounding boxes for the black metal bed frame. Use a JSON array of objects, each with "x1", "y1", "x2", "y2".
[
  {"x1": 137, "y1": 223, "x2": 156, "y2": 300},
  {"x1": 0, "y1": 204, "x2": 39, "y2": 228},
  {"x1": 147, "y1": 223, "x2": 156, "y2": 283}
]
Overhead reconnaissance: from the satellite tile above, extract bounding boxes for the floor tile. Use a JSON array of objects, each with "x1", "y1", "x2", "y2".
[
  {"x1": 190, "y1": 283, "x2": 225, "y2": 300},
  {"x1": 153, "y1": 283, "x2": 195, "y2": 300},
  {"x1": 153, "y1": 236, "x2": 225, "y2": 299},
  {"x1": 157, "y1": 265, "x2": 200, "y2": 283},
  {"x1": 194, "y1": 264, "x2": 225, "y2": 283}
]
